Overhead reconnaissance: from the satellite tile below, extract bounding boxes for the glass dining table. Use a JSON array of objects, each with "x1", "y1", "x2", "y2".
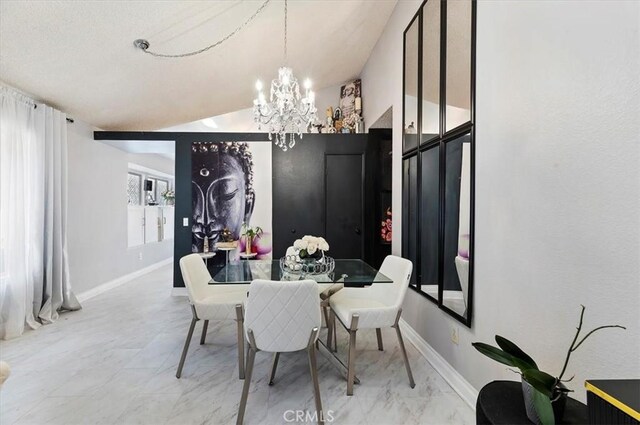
[
  {"x1": 209, "y1": 258, "x2": 393, "y2": 286},
  {"x1": 208, "y1": 258, "x2": 393, "y2": 384}
]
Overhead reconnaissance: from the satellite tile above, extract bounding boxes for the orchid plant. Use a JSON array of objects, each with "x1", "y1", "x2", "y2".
[{"x1": 472, "y1": 305, "x2": 625, "y2": 425}]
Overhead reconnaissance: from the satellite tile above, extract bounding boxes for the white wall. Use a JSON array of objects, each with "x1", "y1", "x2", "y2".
[
  {"x1": 362, "y1": 0, "x2": 640, "y2": 402},
  {"x1": 160, "y1": 81, "x2": 354, "y2": 132},
  {"x1": 67, "y1": 119, "x2": 175, "y2": 294}
]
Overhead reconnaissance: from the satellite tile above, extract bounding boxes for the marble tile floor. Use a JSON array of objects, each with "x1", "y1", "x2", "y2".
[{"x1": 0, "y1": 265, "x2": 474, "y2": 425}]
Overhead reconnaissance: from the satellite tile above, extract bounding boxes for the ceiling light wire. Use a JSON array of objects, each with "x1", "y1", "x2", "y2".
[{"x1": 134, "y1": 0, "x2": 271, "y2": 58}]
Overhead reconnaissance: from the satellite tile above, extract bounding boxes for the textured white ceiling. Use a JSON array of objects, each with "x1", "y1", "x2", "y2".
[{"x1": 0, "y1": 0, "x2": 397, "y2": 130}]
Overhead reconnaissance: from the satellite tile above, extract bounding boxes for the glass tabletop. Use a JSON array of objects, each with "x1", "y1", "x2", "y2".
[{"x1": 210, "y1": 259, "x2": 392, "y2": 287}]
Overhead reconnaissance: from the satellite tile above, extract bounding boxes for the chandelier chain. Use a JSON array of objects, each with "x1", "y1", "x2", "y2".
[
  {"x1": 137, "y1": 0, "x2": 271, "y2": 58},
  {"x1": 284, "y1": 0, "x2": 288, "y2": 62}
]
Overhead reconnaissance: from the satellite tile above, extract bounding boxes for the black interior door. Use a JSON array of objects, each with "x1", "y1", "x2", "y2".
[
  {"x1": 273, "y1": 134, "x2": 375, "y2": 263},
  {"x1": 325, "y1": 154, "x2": 364, "y2": 259}
]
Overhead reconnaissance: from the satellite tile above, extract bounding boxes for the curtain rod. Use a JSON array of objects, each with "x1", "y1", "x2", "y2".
[
  {"x1": 32, "y1": 104, "x2": 74, "y2": 123},
  {"x1": 0, "y1": 87, "x2": 73, "y2": 123}
]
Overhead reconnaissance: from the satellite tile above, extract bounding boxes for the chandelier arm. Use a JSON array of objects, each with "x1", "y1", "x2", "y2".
[{"x1": 135, "y1": 0, "x2": 271, "y2": 58}]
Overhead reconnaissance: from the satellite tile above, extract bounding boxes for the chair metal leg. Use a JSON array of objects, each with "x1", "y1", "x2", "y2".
[
  {"x1": 200, "y1": 320, "x2": 209, "y2": 345},
  {"x1": 326, "y1": 309, "x2": 334, "y2": 351},
  {"x1": 376, "y1": 328, "x2": 384, "y2": 351},
  {"x1": 176, "y1": 305, "x2": 199, "y2": 379},
  {"x1": 237, "y1": 330, "x2": 258, "y2": 425},
  {"x1": 269, "y1": 352, "x2": 280, "y2": 385},
  {"x1": 307, "y1": 328, "x2": 324, "y2": 425},
  {"x1": 332, "y1": 318, "x2": 337, "y2": 353},
  {"x1": 235, "y1": 304, "x2": 245, "y2": 380},
  {"x1": 393, "y1": 309, "x2": 415, "y2": 388},
  {"x1": 346, "y1": 314, "x2": 359, "y2": 396},
  {"x1": 322, "y1": 305, "x2": 329, "y2": 329}
]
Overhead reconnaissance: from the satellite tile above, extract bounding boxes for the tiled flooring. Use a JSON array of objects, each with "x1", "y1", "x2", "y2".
[{"x1": 0, "y1": 265, "x2": 474, "y2": 424}]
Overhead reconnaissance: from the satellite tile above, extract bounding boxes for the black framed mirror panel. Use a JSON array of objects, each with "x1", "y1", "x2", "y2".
[
  {"x1": 403, "y1": 15, "x2": 420, "y2": 154},
  {"x1": 418, "y1": 142, "x2": 440, "y2": 301},
  {"x1": 421, "y1": 0, "x2": 440, "y2": 145},
  {"x1": 402, "y1": 0, "x2": 476, "y2": 327},
  {"x1": 402, "y1": 154, "x2": 419, "y2": 285}
]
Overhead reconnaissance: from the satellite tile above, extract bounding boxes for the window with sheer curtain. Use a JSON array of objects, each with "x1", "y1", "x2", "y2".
[
  {"x1": 0, "y1": 87, "x2": 81, "y2": 340},
  {"x1": 127, "y1": 172, "x2": 142, "y2": 205}
]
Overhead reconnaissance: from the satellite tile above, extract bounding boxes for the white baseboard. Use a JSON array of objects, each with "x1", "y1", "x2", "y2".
[
  {"x1": 399, "y1": 318, "x2": 478, "y2": 410},
  {"x1": 77, "y1": 257, "x2": 173, "y2": 302},
  {"x1": 171, "y1": 287, "x2": 188, "y2": 297}
]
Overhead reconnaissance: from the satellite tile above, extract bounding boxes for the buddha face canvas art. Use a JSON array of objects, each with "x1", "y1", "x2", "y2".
[{"x1": 191, "y1": 141, "x2": 272, "y2": 263}]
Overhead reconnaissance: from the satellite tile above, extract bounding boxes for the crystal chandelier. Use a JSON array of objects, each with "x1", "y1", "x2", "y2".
[{"x1": 253, "y1": 0, "x2": 317, "y2": 151}]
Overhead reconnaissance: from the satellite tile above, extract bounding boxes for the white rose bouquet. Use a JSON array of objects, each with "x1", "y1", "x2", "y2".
[{"x1": 292, "y1": 235, "x2": 330, "y2": 259}]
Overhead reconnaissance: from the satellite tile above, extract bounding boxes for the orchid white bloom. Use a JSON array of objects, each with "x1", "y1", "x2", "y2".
[
  {"x1": 307, "y1": 243, "x2": 318, "y2": 254},
  {"x1": 302, "y1": 235, "x2": 314, "y2": 242}
]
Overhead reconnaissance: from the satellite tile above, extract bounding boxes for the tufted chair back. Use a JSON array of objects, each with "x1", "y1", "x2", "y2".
[{"x1": 244, "y1": 279, "x2": 321, "y2": 352}]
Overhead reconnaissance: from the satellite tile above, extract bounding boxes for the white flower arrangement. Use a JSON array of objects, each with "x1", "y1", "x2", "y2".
[
  {"x1": 161, "y1": 189, "x2": 175, "y2": 200},
  {"x1": 292, "y1": 235, "x2": 330, "y2": 259}
]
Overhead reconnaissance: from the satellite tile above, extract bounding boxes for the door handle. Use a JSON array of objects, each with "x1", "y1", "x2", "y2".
[
  {"x1": 355, "y1": 227, "x2": 361, "y2": 235},
  {"x1": 291, "y1": 229, "x2": 296, "y2": 234}
]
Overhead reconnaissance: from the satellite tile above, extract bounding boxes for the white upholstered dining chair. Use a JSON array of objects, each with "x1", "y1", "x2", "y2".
[
  {"x1": 177, "y1": 254, "x2": 248, "y2": 379},
  {"x1": 328, "y1": 255, "x2": 415, "y2": 395},
  {"x1": 236, "y1": 279, "x2": 324, "y2": 425}
]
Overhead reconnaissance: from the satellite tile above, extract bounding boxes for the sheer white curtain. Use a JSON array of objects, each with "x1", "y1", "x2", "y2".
[{"x1": 0, "y1": 87, "x2": 80, "y2": 340}]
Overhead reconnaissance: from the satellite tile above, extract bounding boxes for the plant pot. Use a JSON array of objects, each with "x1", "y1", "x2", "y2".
[{"x1": 522, "y1": 379, "x2": 567, "y2": 425}]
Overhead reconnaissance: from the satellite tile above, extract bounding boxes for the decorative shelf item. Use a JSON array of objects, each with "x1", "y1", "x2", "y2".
[
  {"x1": 281, "y1": 235, "x2": 333, "y2": 275},
  {"x1": 280, "y1": 254, "x2": 335, "y2": 276},
  {"x1": 215, "y1": 241, "x2": 238, "y2": 249}
]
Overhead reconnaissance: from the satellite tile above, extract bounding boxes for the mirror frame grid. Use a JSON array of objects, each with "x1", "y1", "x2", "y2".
[
  {"x1": 402, "y1": 0, "x2": 476, "y2": 327},
  {"x1": 421, "y1": 0, "x2": 441, "y2": 145},
  {"x1": 403, "y1": 13, "x2": 420, "y2": 154}
]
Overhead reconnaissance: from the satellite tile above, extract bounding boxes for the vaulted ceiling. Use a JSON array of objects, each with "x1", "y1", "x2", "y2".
[{"x1": 0, "y1": 0, "x2": 397, "y2": 130}]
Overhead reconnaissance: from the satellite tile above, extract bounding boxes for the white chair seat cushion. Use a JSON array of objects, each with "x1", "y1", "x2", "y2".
[
  {"x1": 330, "y1": 288, "x2": 398, "y2": 329},
  {"x1": 194, "y1": 290, "x2": 247, "y2": 321}
]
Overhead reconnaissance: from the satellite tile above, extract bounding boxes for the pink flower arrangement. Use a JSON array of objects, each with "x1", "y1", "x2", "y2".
[{"x1": 380, "y1": 207, "x2": 392, "y2": 242}]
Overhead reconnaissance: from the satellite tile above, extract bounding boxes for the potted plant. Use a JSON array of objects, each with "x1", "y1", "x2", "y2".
[
  {"x1": 240, "y1": 223, "x2": 262, "y2": 255},
  {"x1": 161, "y1": 189, "x2": 175, "y2": 206},
  {"x1": 472, "y1": 305, "x2": 625, "y2": 425}
]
